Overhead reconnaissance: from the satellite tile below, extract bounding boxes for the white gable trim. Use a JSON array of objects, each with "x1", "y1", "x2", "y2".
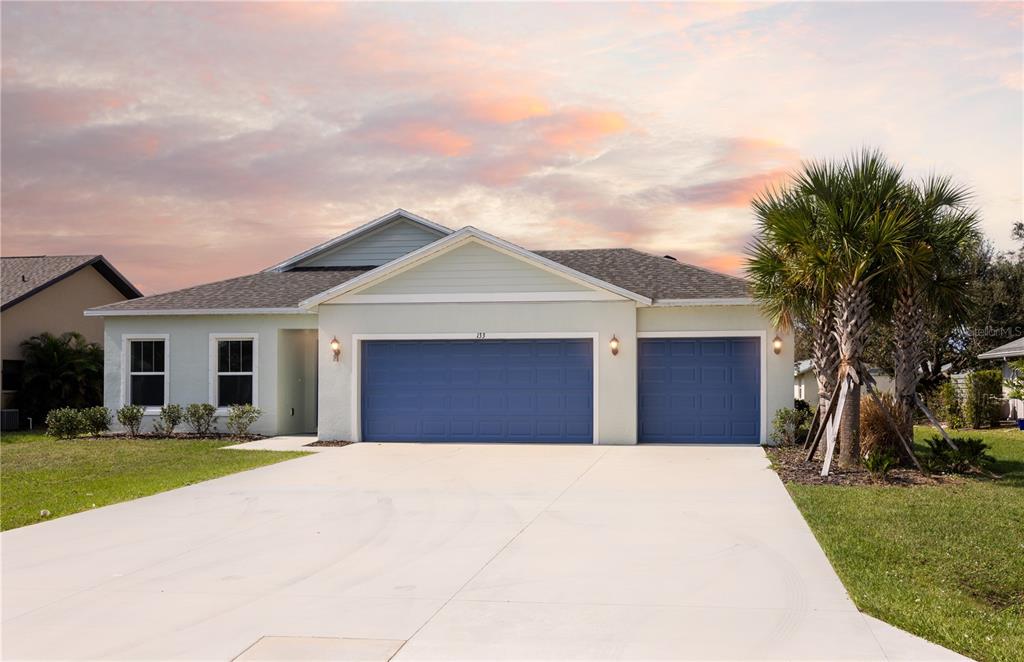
[
  {"x1": 263, "y1": 209, "x2": 452, "y2": 273},
  {"x1": 652, "y1": 297, "x2": 754, "y2": 307},
  {"x1": 300, "y1": 227, "x2": 653, "y2": 308}
]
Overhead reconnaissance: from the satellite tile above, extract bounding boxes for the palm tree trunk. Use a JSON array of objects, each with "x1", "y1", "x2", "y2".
[
  {"x1": 811, "y1": 304, "x2": 840, "y2": 437},
  {"x1": 833, "y1": 280, "x2": 872, "y2": 468},
  {"x1": 892, "y1": 284, "x2": 926, "y2": 441}
]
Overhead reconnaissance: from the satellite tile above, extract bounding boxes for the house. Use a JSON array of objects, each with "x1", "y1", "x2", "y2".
[
  {"x1": 978, "y1": 337, "x2": 1024, "y2": 419},
  {"x1": 1, "y1": 255, "x2": 142, "y2": 410},
  {"x1": 86, "y1": 210, "x2": 793, "y2": 444},
  {"x1": 794, "y1": 360, "x2": 893, "y2": 408}
]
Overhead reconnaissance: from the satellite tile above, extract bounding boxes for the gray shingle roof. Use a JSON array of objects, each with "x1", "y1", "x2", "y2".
[
  {"x1": 90, "y1": 269, "x2": 370, "y2": 313},
  {"x1": 537, "y1": 248, "x2": 749, "y2": 300},
  {"x1": 2, "y1": 255, "x2": 141, "y2": 310},
  {"x1": 978, "y1": 337, "x2": 1024, "y2": 360},
  {"x1": 89, "y1": 246, "x2": 749, "y2": 313}
]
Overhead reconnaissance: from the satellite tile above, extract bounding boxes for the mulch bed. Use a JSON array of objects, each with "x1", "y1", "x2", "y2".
[
  {"x1": 96, "y1": 432, "x2": 264, "y2": 442},
  {"x1": 766, "y1": 444, "x2": 962, "y2": 487},
  {"x1": 304, "y1": 440, "x2": 353, "y2": 447}
]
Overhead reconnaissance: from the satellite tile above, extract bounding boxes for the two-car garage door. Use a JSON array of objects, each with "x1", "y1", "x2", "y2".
[
  {"x1": 359, "y1": 336, "x2": 760, "y2": 444},
  {"x1": 361, "y1": 339, "x2": 593, "y2": 443}
]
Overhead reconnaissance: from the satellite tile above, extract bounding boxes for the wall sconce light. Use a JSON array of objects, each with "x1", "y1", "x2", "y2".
[
  {"x1": 330, "y1": 336, "x2": 341, "y2": 362},
  {"x1": 772, "y1": 335, "x2": 783, "y2": 355},
  {"x1": 609, "y1": 334, "x2": 620, "y2": 356}
]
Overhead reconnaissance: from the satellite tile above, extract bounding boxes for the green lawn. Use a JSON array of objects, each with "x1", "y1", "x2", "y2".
[
  {"x1": 0, "y1": 432, "x2": 308, "y2": 531},
  {"x1": 787, "y1": 426, "x2": 1024, "y2": 662}
]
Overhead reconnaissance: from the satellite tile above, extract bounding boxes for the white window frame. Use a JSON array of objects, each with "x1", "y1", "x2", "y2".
[
  {"x1": 209, "y1": 333, "x2": 259, "y2": 413},
  {"x1": 121, "y1": 334, "x2": 170, "y2": 415},
  {"x1": 636, "y1": 330, "x2": 768, "y2": 444},
  {"x1": 350, "y1": 332, "x2": 600, "y2": 444}
]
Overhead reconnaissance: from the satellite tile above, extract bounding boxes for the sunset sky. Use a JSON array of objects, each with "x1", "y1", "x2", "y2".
[{"x1": 2, "y1": 1, "x2": 1021, "y2": 294}]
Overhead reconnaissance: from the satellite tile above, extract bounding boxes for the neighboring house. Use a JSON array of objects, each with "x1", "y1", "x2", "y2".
[
  {"x1": 87, "y1": 210, "x2": 793, "y2": 444},
  {"x1": 794, "y1": 360, "x2": 893, "y2": 408},
  {"x1": 978, "y1": 336, "x2": 1024, "y2": 419},
  {"x1": 1, "y1": 255, "x2": 142, "y2": 410}
]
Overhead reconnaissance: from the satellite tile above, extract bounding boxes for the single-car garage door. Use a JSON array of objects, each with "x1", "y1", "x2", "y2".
[
  {"x1": 361, "y1": 339, "x2": 593, "y2": 443},
  {"x1": 638, "y1": 337, "x2": 760, "y2": 443}
]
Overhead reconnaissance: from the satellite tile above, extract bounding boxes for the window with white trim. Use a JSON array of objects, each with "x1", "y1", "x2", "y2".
[
  {"x1": 128, "y1": 339, "x2": 166, "y2": 407},
  {"x1": 213, "y1": 336, "x2": 256, "y2": 407}
]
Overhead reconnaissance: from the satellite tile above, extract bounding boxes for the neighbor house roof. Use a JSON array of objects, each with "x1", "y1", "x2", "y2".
[
  {"x1": 978, "y1": 337, "x2": 1024, "y2": 360},
  {"x1": 535, "y1": 248, "x2": 750, "y2": 301},
  {"x1": 1, "y1": 255, "x2": 142, "y2": 311},
  {"x1": 86, "y1": 269, "x2": 369, "y2": 315}
]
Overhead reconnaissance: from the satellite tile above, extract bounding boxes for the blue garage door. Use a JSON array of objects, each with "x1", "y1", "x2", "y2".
[
  {"x1": 638, "y1": 337, "x2": 760, "y2": 444},
  {"x1": 361, "y1": 339, "x2": 593, "y2": 443}
]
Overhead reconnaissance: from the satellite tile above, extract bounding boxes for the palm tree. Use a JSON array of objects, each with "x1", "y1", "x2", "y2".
[
  {"x1": 14, "y1": 332, "x2": 104, "y2": 422},
  {"x1": 748, "y1": 188, "x2": 839, "y2": 440},
  {"x1": 889, "y1": 176, "x2": 980, "y2": 439},
  {"x1": 749, "y1": 150, "x2": 914, "y2": 469}
]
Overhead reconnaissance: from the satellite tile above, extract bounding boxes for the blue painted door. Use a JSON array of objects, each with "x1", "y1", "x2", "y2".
[
  {"x1": 638, "y1": 338, "x2": 760, "y2": 443},
  {"x1": 361, "y1": 339, "x2": 593, "y2": 443}
]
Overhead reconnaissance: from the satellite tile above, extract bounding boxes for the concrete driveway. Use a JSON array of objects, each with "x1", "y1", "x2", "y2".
[{"x1": 2, "y1": 443, "x2": 964, "y2": 661}]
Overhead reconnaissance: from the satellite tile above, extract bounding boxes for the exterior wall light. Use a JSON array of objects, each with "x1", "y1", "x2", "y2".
[
  {"x1": 772, "y1": 335, "x2": 783, "y2": 355},
  {"x1": 330, "y1": 336, "x2": 341, "y2": 361},
  {"x1": 609, "y1": 334, "x2": 620, "y2": 356}
]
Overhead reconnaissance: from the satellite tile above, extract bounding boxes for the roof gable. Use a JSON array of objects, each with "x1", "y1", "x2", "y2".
[
  {"x1": 302, "y1": 227, "x2": 652, "y2": 307},
  {"x1": 978, "y1": 337, "x2": 1024, "y2": 360},
  {"x1": 265, "y1": 209, "x2": 451, "y2": 273},
  {"x1": 2, "y1": 255, "x2": 142, "y2": 311}
]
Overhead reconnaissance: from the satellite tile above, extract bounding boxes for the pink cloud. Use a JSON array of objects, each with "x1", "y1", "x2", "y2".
[
  {"x1": 539, "y1": 109, "x2": 629, "y2": 152},
  {"x1": 357, "y1": 121, "x2": 474, "y2": 157},
  {"x1": 461, "y1": 92, "x2": 552, "y2": 124}
]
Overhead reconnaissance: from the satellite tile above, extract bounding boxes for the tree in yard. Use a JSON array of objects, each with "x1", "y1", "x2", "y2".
[
  {"x1": 748, "y1": 187, "x2": 839, "y2": 441},
  {"x1": 14, "y1": 332, "x2": 104, "y2": 422},
  {"x1": 749, "y1": 150, "x2": 914, "y2": 470},
  {"x1": 886, "y1": 176, "x2": 980, "y2": 440}
]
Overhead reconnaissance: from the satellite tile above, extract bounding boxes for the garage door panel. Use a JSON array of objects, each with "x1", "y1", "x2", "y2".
[
  {"x1": 362, "y1": 339, "x2": 593, "y2": 443},
  {"x1": 639, "y1": 338, "x2": 760, "y2": 444}
]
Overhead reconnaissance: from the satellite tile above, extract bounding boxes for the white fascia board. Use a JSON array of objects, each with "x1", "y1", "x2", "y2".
[
  {"x1": 300, "y1": 227, "x2": 652, "y2": 308},
  {"x1": 85, "y1": 307, "x2": 313, "y2": 317},
  {"x1": 978, "y1": 348, "x2": 1024, "y2": 360},
  {"x1": 652, "y1": 297, "x2": 754, "y2": 306},
  {"x1": 262, "y1": 209, "x2": 453, "y2": 273},
  {"x1": 338, "y1": 291, "x2": 622, "y2": 304}
]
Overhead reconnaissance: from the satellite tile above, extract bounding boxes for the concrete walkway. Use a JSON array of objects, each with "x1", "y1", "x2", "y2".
[
  {"x1": 2, "y1": 443, "x2": 968, "y2": 661},
  {"x1": 223, "y1": 435, "x2": 328, "y2": 452}
]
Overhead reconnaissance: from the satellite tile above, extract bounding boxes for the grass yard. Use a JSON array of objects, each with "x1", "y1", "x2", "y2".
[
  {"x1": 787, "y1": 426, "x2": 1024, "y2": 662},
  {"x1": 0, "y1": 432, "x2": 308, "y2": 531}
]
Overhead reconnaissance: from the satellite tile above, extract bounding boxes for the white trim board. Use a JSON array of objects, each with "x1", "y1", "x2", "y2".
[
  {"x1": 120, "y1": 333, "x2": 170, "y2": 415},
  {"x1": 637, "y1": 330, "x2": 768, "y2": 444},
  {"x1": 264, "y1": 209, "x2": 452, "y2": 273},
  {"x1": 301, "y1": 228, "x2": 652, "y2": 308},
  {"x1": 208, "y1": 333, "x2": 260, "y2": 413},
  {"x1": 338, "y1": 291, "x2": 622, "y2": 304},
  {"x1": 652, "y1": 297, "x2": 754, "y2": 307},
  {"x1": 350, "y1": 332, "x2": 600, "y2": 444}
]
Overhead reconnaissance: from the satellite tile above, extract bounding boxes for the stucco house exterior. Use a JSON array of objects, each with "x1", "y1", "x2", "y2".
[
  {"x1": 794, "y1": 360, "x2": 893, "y2": 408},
  {"x1": 87, "y1": 210, "x2": 793, "y2": 444},
  {"x1": 978, "y1": 337, "x2": 1024, "y2": 420},
  {"x1": 1, "y1": 255, "x2": 142, "y2": 411}
]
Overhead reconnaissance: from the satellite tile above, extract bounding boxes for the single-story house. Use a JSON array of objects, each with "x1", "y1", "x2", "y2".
[
  {"x1": 87, "y1": 210, "x2": 793, "y2": 444},
  {"x1": 794, "y1": 360, "x2": 893, "y2": 408},
  {"x1": 1, "y1": 255, "x2": 142, "y2": 412},
  {"x1": 978, "y1": 336, "x2": 1024, "y2": 420}
]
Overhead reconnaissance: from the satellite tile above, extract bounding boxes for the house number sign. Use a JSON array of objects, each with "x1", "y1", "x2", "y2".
[{"x1": 476, "y1": 332, "x2": 486, "y2": 339}]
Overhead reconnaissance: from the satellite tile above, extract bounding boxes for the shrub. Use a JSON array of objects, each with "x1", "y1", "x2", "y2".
[
  {"x1": 860, "y1": 393, "x2": 902, "y2": 459},
  {"x1": 46, "y1": 407, "x2": 83, "y2": 439},
  {"x1": 863, "y1": 449, "x2": 897, "y2": 480},
  {"x1": 771, "y1": 407, "x2": 811, "y2": 445},
  {"x1": 116, "y1": 404, "x2": 145, "y2": 437},
  {"x1": 81, "y1": 406, "x2": 112, "y2": 436},
  {"x1": 153, "y1": 404, "x2": 184, "y2": 436},
  {"x1": 226, "y1": 404, "x2": 263, "y2": 436},
  {"x1": 921, "y1": 436, "x2": 993, "y2": 474},
  {"x1": 184, "y1": 403, "x2": 217, "y2": 435},
  {"x1": 964, "y1": 370, "x2": 1003, "y2": 428},
  {"x1": 938, "y1": 381, "x2": 966, "y2": 429}
]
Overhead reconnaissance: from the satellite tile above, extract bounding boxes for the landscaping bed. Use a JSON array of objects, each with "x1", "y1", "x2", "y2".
[
  {"x1": 778, "y1": 426, "x2": 1024, "y2": 662},
  {"x1": 304, "y1": 440, "x2": 353, "y2": 447},
  {"x1": 767, "y1": 443, "x2": 960, "y2": 486},
  {"x1": 0, "y1": 432, "x2": 308, "y2": 531}
]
